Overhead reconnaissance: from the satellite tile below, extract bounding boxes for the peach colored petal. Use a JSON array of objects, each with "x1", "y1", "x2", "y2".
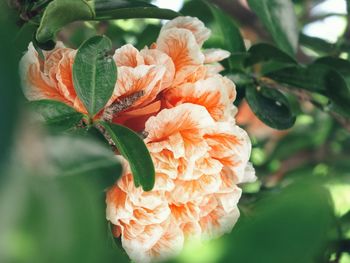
[
  {"x1": 145, "y1": 104, "x2": 214, "y2": 160},
  {"x1": 118, "y1": 173, "x2": 164, "y2": 210},
  {"x1": 113, "y1": 65, "x2": 166, "y2": 108},
  {"x1": 149, "y1": 223, "x2": 184, "y2": 262},
  {"x1": 216, "y1": 186, "x2": 242, "y2": 213},
  {"x1": 156, "y1": 28, "x2": 204, "y2": 86},
  {"x1": 164, "y1": 75, "x2": 236, "y2": 121},
  {"x1": 140, "y1": 47, "x2": 175, "y2": 89},
  {"x1": 56, "y1": 49, "x2": 77, "y2": 101},
  {"x1": 161, "y1": 16, "x2": 211, "y2": 46},
  {"x1": 217, "y1": 167, "x2": 239, "y2": 193},
  {"x1": 199, "y1": 195, "x2": 219, "y2": 218},
  {"x1": 206, "y1": 63, "x2": 225, "y2": 76},
  {"x1": 152, "y1": 173, "x2": 175, "y2": 192},
  {"x1": 170, "y1": 202, "x2": 200, "y2": 224},
  {"x1": 20, "y1": 43, "x2": 66, "y2": 102},
  {"x1": 106, "y1": 185, "x2": 133, "y2": 225},
  {"x1": 151, "y1": 150, "x2": 179, "y2": 179},
  {"x1": 200, "y1": 206, "x2": 240, "y2": 239},
  {"x1": 176, "y1": 154, "x2": 222, "y2": 181},
  {"x1": 242, "y1": 162, "x2": 257, "y2": 183},
  {"x1": 203, "y1": 48, "x2": 231, "y2": 64},
  {"x1": 113, "y1": 44, "x2": 144, "y2": 67},
  {"x1": 170, "y1": 174, "x2": 221, "y2": 203},
  {"x1": 122, "y1": 223, "x2": 164, "y2": 255},
  {"x1": 181, "y1": 221, "x2": 202, "y2": 237},
  {"x1": 134, "y1": 205, "x2": 170, "y2": 225},
  {"x1": 204, "y1": 122, "x2": 252, "y2": 183}
]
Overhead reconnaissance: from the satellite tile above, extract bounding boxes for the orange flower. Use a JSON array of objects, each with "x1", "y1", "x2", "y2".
[
  {"x1": 20, "y1": 15, "x2": 255, "y2": 263},
  {"x1": 106, "y1": 16, "x2": 255, "y2": 262}
]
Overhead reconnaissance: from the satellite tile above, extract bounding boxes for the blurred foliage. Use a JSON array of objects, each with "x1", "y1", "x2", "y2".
[{"x1": 1, "y1": 0, "x2": 350, "y2": 263}]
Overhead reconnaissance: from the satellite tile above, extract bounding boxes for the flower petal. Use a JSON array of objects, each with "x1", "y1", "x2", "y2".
[
  {"x1": 156, "y1": 28, "x2": 204, "y2": 85},
  {"x1": 203, "y1": 48, "x2": 230, "y2": 64},
  {"x1": 161, "y1": 16, "x2": 211, "y2": 46}
]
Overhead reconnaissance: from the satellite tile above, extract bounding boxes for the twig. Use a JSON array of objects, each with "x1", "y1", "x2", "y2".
[{"x1": 95, "y1": 123, "x2": 117, "y2": 152}]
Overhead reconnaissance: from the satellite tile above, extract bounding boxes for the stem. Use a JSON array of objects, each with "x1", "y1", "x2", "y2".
[{"x1": 95, "y1": 123, "x2": 117, "y2": 152}]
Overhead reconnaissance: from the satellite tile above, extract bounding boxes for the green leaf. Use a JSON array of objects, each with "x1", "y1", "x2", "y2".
[
  {"x1": 94, "y1": 0, "x2": 180, "y2": 20},
  {"x1": 314, "y1": 58, "x2": 350, "y2": 115},
  {"x1": 299, "y1": 33, "x2": 335, "y2": 54},
  {"x1": 222, "y1": 180, "x2": 333, "y2": 263},
  {"x1": 266, "y1": 64, "x2": 330, "y2": 93},
  {"x1": 247, "y1": 0, "x2": 298, "y2": 56},
  {"x1": 0, "y1": 147, "x2": 126, "y2": 263},
  {"x1": 207, "y1": 3, "x2": 246, "y2": 70},
  {"x1": 36, "y1": 0, "x2": 95, "y2": 44},
  {"x1": 30, "y1": 100, "x2": 84, "y2": 131},
  {"x1": 73, "y1": 35, "x2": 117, "y2": 117},
  {"x1": 245, "y1": 43, "x2": 296, "y2": 67},
  {"x1": 0, "y1": 4, "x2": 21, "y2": 170},
  {"x1": 315, "y1": 56, "x2": 350, "y2": 83},
  {"x1": 245, "y1": 86, "x2": 296, "y2": 129},
  {"x1": 268, "y1": 61, "x2": 350, "y2": 115},
  {"x1": 43, "y1": 135, "x2": 122, "y2": 182},
  {"x1": 36, "y1": 0, "x2": 179, "y2": 47},
  {"x1": 99, "y1": 122, "x2": 155, "y2": 191}
]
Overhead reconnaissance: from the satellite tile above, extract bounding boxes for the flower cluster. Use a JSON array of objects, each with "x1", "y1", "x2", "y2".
[{"x1": 20, "y1": 16, "x2": 255, "y2": 263}]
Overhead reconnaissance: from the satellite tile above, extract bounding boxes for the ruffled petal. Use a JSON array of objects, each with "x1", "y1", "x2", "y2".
[
  {"x1": 156, "y1": 28, "x2": 205, "y2": 85},
  {"x1": 203, "y1": 48, "x2": 230, "y2": 64},
  {"x1": 113, "y1": 44, "x2": 144, "y2": 67},
  {"x1": 160, "y1": 16, "x2": 211, "y2": 46}
]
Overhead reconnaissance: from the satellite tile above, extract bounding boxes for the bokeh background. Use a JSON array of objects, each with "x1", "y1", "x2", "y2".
[{"x1": 1, "y1": 0, "x2": 350, "y2": 262}]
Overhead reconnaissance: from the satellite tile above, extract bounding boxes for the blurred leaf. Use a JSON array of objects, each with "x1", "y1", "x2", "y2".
[
  {"x1": 0, "y1": 169, "x2": 127, "y2": 263},
  {"x1": 229, "y1": 52, "x2": 251, "y2": 72},
  {"x1": 299, "y1": 34, "x2": 335, "y2": 54},
  {"x1": 181, "y1": 0, "x2": 213, "y2": 23},
  {"x1": 68, "y1": 23, "x2": 98, "y2": 48},
  {"x1": 268, "y1": 62, "x2": 350, "y2": 116},
  {"x1": 247, "y1": 0, "x2": 298, "y2": 56},
  {"x1": 245, "y1": 86, "x2": 296, "y2": 129},
  {"x1": 94, "y1": 0, "x2": 180, "y2": 20},
  {"x1": 304, "y1": 58, "x2": 350, "y2": 115},
  {"x1": 73, "y1": 35, "x2": 117, "y2": 117},
  {"x1": 135, "y1": 24, "x2": 161, "y2": 49},
  {"x1": 0, "y1": 4, "x2": 20, "y2": 170},
  {"x1": 269, "y1": 113, "x2": 333, "y2": 161},
  {"x1": 100, "y1": 122, "x2": 155, "y2": 191},
  {"x1": 207, "y1": 3, "x2": 246, "y2": 70},
  {"x1": 267, "y1": 63, "x2": 330, "y2": 93},
  {"x1": 36, "y1": 0, "x2": 95, "y2": 44},
  {"x1": 245, "y1": 43, "x2": 296, "y2": 67},
  {"x1": 220, "y1": 180, "x2": 334, "y2": 263},
  {"x1": 340, "y1": 211, "x2": 350, "y2": 236},
  {"x1": 324, "y1": 70, "x2": 350, "y2": 115},
  {"x1": 42, "y1": 135, "x2": 122, "y2": 185},
  {"x1": 315, "y1": 57, "x2": 350, "y2": 84},
  {"x1": 30, "y1": 100, "x2": 84, "y2": 132}
]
